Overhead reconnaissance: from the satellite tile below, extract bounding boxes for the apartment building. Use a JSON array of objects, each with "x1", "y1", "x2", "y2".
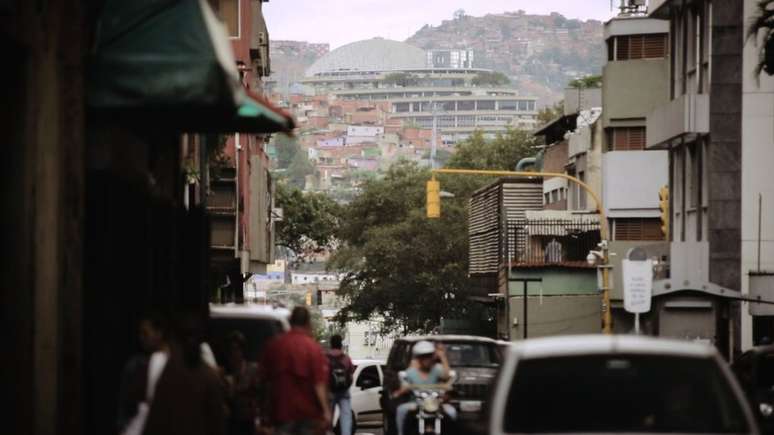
[
  {"x1": 646, "y1": 0, "x2": 743, "y2": 357},
  {"x1": 601, "y1": 13, "x2": 671, "y2": 332}
]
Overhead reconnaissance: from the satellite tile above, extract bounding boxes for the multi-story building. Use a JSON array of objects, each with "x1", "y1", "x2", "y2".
[
  {"x1": 601, "y1": 12, "x2": 671, "y2": 332},
  {"x1": 301, "y1": 38, "x2": 539, "y2": 143},
  {"x1": 741, "y1": 0, "x2": 774, "y2": 348},
  {"x1": 646, "y1": 0, "x2": 743, "y2": 356},
  {"x1": 208, "y1": 0, "x2": 281, "y2": 298}
]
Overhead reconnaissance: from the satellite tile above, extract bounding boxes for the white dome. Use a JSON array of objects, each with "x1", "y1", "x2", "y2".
[{"x1": 306, "y1": 38, "x2": 426, "y2": 76}]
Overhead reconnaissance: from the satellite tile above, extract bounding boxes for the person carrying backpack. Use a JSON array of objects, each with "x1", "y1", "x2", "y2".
[{"x1": 328, "y1": 334, "x2": 354, "y2": 435}]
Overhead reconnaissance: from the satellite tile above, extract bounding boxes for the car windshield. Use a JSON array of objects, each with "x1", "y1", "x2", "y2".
[
  {"x1": 441, "y1": 341, "x2": 500, "y2": 367},
  {"x1": 208, "y1": 317, "x2": 284, "y2": 364},
  {"x1": 503, "y1": 354, "x2": 749, "y2": 433}
]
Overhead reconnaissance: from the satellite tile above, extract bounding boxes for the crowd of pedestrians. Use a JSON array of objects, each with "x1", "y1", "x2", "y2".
[{"x1": 116, "y1": 306, "x2": 354, "y2": 435}]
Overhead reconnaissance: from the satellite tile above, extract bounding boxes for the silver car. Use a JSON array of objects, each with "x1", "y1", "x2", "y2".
[{"x1": 489, "y1": 335, "x2": 758, "y2": 435}]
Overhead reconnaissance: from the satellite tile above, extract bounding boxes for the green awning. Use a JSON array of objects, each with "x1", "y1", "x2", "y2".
[{"x1": 88, "y1": 0, "x2": 294, "y2": 133}]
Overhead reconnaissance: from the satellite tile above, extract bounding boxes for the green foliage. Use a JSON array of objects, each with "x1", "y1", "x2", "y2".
[
  {"x1": 471, "y1": 71, "x2": 511, "y2": 86},
  {"x1": 274, "y1": 182, "x2": 341, "y2": 260},
  {"x1": 537, "y1": 101, "x2": 564, "y2": 125},
  {"x1": 568, "y1": 75, "x2": 602, "y2": 89},
  {"x1": 273, "y1": 133, "x2": 301, "y2": 169},
  {"x1": 383, "y1": 72, "x2": 420, "y2": 87},
  {"x1": 446, "y1": 128, "x2": 540, "y2": 171},
  {"x1": 330, "y1": 161, "x2": 490, "y2": 333},
  {"x1": 747, "y1": 0, "x2": 774, "y2": 76},
  {"x1": 287, "y1": 150, "x2": 315, "y2": 189},
  {"x1": 328, "y1": 127, "x2": 540, "y2": 334}
]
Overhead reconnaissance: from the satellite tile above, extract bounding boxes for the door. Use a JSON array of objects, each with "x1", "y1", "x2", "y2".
[{"x1": 351, "y1": 364, "x2": 383, "y2": 426}]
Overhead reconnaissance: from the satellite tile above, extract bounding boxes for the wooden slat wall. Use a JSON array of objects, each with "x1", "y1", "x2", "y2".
[
  {"x1": 615, "y1": 34, "x2": 668, "y2": 60},
  {"x1": 614, "y1": 218, "x2": 664, "y2": 241}
]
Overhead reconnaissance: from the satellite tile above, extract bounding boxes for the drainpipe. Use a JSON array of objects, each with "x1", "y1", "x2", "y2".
[{"x1": 515, "y1": 157, "x2": 537, "y2": 171}]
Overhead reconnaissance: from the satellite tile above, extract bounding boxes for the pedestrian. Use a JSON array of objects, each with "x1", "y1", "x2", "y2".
[
  {"x1": 261, "y1": 306, "x2": 332, "y2": 435},
  {"x1": 225, "y1": 330, "x2": 261, "y2": 435},
  {"x1": 117, "y1": 312, "x2": 167, "y2": 434},
  {"x1": 143, "y1": 310, "x2": 227, "y2": 435},
  {"x1": 327, "y1": 334, "x2": 354, "y2": 435}
]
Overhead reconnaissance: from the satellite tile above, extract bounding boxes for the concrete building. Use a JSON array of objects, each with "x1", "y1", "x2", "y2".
[
  {"x1": 646, "y1": 0, "x2": 743, "y2": 357},
  {"x1": 741, "y1": 0, "x2": 774, "y2": 348},
  {"x1": 601, "y1": 13, "x2": 671, "y2": 332},
  {"x1": 301, "y1": 38, "x2": 539, "y2": 143},
  {"x1": 208, "y1": 0, "x2": 280, "y2": 298}
]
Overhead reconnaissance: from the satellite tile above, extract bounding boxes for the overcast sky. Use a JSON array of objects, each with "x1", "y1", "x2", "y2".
[{"x1": 264, "y1": 1, "x2": 617, "y2": 49}]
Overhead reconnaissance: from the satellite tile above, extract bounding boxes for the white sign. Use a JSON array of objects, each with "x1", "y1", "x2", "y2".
[{"x1": 622, "y1": 259, "x2": 653, "y2": 313}]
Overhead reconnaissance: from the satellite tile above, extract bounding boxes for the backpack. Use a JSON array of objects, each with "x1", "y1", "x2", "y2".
[{"x1": 328, "y1": 353, "x2": 353, "y2": 393}]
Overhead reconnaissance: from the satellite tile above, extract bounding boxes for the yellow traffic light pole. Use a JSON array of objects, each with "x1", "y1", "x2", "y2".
[{"x1": 427, "y1": 168, "x2": 613, "y2": 334}]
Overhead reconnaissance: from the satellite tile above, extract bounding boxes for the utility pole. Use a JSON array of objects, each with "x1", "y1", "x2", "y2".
[{"x1": 431, "y1": 102, "x2": 438, "y2": 169}]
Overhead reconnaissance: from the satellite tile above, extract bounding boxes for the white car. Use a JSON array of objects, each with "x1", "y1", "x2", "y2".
[
  {"x1": 334, "y1": 359, "x2": 385, "y2": 433},
  {"x1": 489, "y1": 335, "x2": 759, "y2": 435}
]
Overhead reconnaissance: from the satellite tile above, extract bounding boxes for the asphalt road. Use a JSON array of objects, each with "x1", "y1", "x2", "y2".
[{"x1": 356, "y1": 428, "x2": 383, "y2": 435}]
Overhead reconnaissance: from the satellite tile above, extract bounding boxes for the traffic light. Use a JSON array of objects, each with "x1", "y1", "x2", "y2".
[
  {"x1": 658, "y1": 186, "x2": 669, "y2": 239},
  {"x1": 427, "y1": 178, "x2": 440, "y2": 218}
]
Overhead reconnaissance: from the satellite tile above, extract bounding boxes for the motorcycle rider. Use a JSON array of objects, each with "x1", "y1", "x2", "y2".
[{"x1": 391, "y1": 341, "x2": 457, "y2": 435}]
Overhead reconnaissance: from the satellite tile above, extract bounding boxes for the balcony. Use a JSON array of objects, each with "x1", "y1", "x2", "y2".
[
  {"x1": 506, "y1": 217, "x2": 601, "y2": 268},
  {"x1": 646, "y1": 93, "x2": 709, "y2": 148}
]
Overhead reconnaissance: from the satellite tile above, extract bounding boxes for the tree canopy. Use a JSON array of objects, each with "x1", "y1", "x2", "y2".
[
  {"x1": 568, "y1": 74, "x2": 602, "y2": 89},
  {"x1": 330, "y1": 129, "x2": 538, "y2": 333},
  {"x1": 471, "y1": 71, "x2": 511, "y2": 86},
  {"x1": 274, "y1": 182, "x2": 341, "y2": 262},
  {"x1": 537, "y1": 101, "x2": 564, "y2": 125}
]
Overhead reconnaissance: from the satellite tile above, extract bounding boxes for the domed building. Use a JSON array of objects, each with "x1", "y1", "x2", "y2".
[
  {"x1": 300, "y1": 38, "x2": 540, "y2": 141},
  {"x1": 306, "y1": 38, "x2": 426, "y2": 76}
]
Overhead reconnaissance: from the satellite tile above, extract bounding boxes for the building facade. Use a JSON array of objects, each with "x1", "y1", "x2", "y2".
[
  {"x1": 601, "y1": 13, "x2": 671, "y2": 332},
  {"x1": 646, "y1": 0, "x2": 743, "y2": 357}
]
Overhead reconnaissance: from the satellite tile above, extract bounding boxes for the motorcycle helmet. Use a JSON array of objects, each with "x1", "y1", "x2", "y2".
[{"x1": 412, "y1": 340, "x2": 436, "y2": 357}]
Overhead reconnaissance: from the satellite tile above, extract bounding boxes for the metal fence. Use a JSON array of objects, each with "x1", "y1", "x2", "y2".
[{"x1": 505, "y1": 218, "x2": 601, "y2": 268}]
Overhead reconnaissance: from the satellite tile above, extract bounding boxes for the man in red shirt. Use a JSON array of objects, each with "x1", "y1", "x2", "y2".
[{"x1": 261, "y1": 306, "x2": 331, "y2": 435}]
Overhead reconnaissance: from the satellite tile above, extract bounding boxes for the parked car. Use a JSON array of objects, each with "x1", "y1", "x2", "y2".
[
  {"x1": 489, "y1": 335, "x2": 758, "y2": 435},
  {"x1": 208, "y1": 303, "x2": 289, "y2": 364},
  {"x1": 334, "y1": 359, "x2": 386, "y2": 434},
  {"x1": 732, "y1": 345, "x2": 774, "y2": 434},
  {"x1": 381, "y1": 335, "x2": 501, "y2": 435}
]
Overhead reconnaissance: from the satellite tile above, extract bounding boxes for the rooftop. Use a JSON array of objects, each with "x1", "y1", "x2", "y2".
[{"x1": 306, "y1": 38, "x2": 426, "y2": 76}]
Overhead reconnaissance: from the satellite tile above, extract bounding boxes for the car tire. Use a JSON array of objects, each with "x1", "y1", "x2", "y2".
[{"x1": 351, "y1": 411, "x2": 358, "y2": 435}]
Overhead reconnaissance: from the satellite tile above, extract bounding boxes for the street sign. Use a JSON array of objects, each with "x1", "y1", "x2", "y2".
[{"x1": 622, "y1": 259, "x2": 653, "y2": 313}]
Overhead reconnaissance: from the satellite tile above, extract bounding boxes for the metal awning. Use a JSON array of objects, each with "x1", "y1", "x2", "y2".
[{"x1": 88, "y1": 0, "x2": 293, "y2": 133}]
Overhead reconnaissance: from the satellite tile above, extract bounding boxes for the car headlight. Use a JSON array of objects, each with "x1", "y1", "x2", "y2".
[{"x1": 422, "y1": 397, "x2": 440, "y2": 413}]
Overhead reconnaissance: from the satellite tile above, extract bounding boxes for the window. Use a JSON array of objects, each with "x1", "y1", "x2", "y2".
[
  {"x1": 544, "y1": 192, "x2": 551, "y2": 205},
  {"x1": 518, "y1": 100, "x2": 528, "y2": 111},
  {"x1": 457, "y1": 100, "x2": 475, "y2": 111},
  {"x1": 503, "y1": 355, "x2": 749, "y2": 434},
  {"x1": 608, "y1": 127, "x2": 646, "y2": 151},
  {"x1": 499, "y1": 100, "x2": 519, "y2": 111},
  {"x1": 394, "y1": 102, "x2": 410, "y2": 113},
  {"x1": 476, "y1": 100, "x2": 495, "y2": 110},
  {"x1": 357, "y1": 366, "x2": 381, "y2": 389},
  {"x1": 613, "y1": 34, "x2": 668, "y2": 60},
  {"x1": 578, "y1": 171, "x2": 587, "y2": 210},
  {"x1": 209, "y1": 0, "x2": 240, "y2": 38},
  {"x1": 614, "y1": 218, "x2": 664, "y2": 241}
]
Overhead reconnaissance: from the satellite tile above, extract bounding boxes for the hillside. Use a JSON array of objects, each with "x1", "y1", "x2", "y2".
[{"x1": 406, "y1": 10, "x2": 605, "y2": 106}]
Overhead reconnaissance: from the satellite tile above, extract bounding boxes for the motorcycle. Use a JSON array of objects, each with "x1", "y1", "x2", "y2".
[{"x1": 398, "y1": 371, "x2": 457, "y2": 435}]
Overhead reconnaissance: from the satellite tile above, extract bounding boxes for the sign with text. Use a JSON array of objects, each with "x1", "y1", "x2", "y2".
[{"x1": 622, "y1": 259, "x2": 653, "y2": 313}]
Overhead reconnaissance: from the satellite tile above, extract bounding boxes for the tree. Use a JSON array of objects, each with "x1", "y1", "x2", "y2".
[
  {"x1": 568, "y1": 74, "x2": 602, "y2": 89},
  {"x1": 330, "y1": 131, "x2": 542, "y2": 333},
  {"x1": 471, "y1": 71, "x2": 511, "y2": 87},
  {"x1": 748, "y1": 0, "x2": 774, "y2": 76},
  {"x1": 537, "y1": 101, "x2": 564, "y2": 125},
  {"x1": 330, "y1": 161, "x2": 490, "y2": 333},
  {"x1": 383, "y1": 72, "x2": 420, "y2": 87},
  {"x1": 274, "y1": 183, "x2": 341, "y2": 261},
  {"x1": 273, "y1": 133, "x2": 301, "y2": 169},
  {"x1": 286, "y1": 150, "x2": 315, "y2": 189},
  {"x1": 446, "y1": 128, "x2": 540, "y2": 171}
]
